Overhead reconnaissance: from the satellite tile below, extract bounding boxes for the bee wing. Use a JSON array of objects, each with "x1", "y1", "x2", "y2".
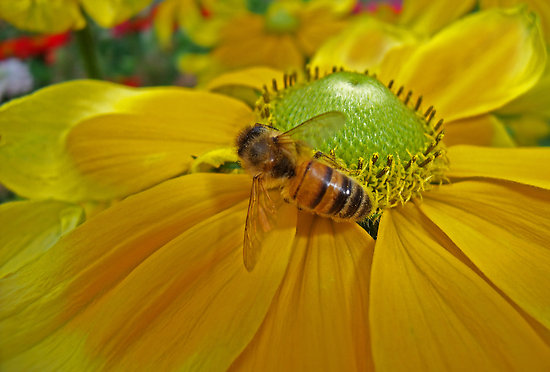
[
  {"x1": 243, "y1": 174, "x2": 279, "y2": 272},
  {"x1": 277, "y1": 111, "x2": 346, "y2": 150}
]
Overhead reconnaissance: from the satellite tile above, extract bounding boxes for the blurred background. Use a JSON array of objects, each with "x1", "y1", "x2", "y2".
[{"x1": 0, "y1": 0, "x2": 402, "y2": 98}]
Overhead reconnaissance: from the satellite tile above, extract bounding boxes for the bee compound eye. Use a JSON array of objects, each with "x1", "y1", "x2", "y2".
[{"x1": 248, "y1": 142, "x2": 269, "y2": 165}]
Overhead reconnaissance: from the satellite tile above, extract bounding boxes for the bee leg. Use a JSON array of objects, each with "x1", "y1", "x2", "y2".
[{"x1": 313, "y1": 151, "x2": 352, "y2": 173}]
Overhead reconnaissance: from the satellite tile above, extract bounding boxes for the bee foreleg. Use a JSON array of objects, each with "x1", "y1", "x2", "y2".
[{"x1": 313, "y1": 151, "x2": 351, "y2": 173}]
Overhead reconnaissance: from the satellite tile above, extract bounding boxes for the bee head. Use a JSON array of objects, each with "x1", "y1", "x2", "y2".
[
  {"x1": 235, "y1": 124, "x2": 278, "y2": 173},
  {"x1": 236, "y1": 124, "x2": 268, "y2": 157}
]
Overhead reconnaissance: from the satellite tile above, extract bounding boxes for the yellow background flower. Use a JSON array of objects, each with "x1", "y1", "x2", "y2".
[
  {"x1": 479, "y1": 1, "x2": 550, "y2": 145},
  {"x1": 0, "y1": 0, "x2": 153, "y2": 33},
  {"x1": 154, "y1": 0, "x2": 352, "y2": 83}
]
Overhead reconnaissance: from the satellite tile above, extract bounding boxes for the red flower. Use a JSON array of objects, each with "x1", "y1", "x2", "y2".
[{"x1": 0, "y1": 33, "x2": 70, "y2": 61}]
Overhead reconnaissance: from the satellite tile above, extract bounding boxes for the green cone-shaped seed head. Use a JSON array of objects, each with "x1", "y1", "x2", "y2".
[{"x1": 270, "y1": 71, "x2": 430, "y2": 165}]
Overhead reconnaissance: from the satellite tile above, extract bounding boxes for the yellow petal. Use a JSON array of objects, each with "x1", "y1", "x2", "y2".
[
  {"x1": 295, "y1": 4, "x2": 348, "y2": 57},
  {"x1": 206, "y1": 67, "x2": 285, "y2": 106},
  {"x1": 498, "y1": 52, "x2": 550, "y2": 118},
  {"x1": 447, "y1": 145, "x2": 550, "y2": 189},
  {"x1": 154, "y1": 0, "x2": 219, "y2": 49},
  {"x1": 444, "y1": 114, "x2": 515, "y2": 147},
  {"x1": 0, "y1": 81, "x2": 253, "y2": 201},
  {"x1": 420, "y1": 180, "x2": 550, "y2": 333},
  {"x1": 170, "y1": 0, "x2": 247, "y2": 48},
  {"x1": 384, "y1": 6, "x2": 547, "y2": 122},
  {"x1": 0, "y1": 80, "x2": 138, "y2": 199},
  {"x1": 0, "y1": 200, "x2": 83, "y2": 276},
  {"x1": 306, "y1": 0, "x2": 355, "y2": 14},
  {"x1": 1, "y1": 173, "x2": 296, "y2": 371},
  {"x1": 152, "y1": 0, "x2": 180, "y2": 49},
  {"x1": 231, "y1": 213, "x2": 375, "y2": 371},
  {"x1": 370, "y1": 205, "x2": 550, "y2": 371},
  {"x1": 212, "y1": 14, "x2": 304, "y2": 71},
  {"x1": 397, "y1": 0, "x2": 476, "y2": 35},
  {"x1": 80, "y1": 0, "x2": 153, "y2": 28},
  {"x1": 65, "y1": 111, "x2": 239, "y2": 200},
  {"x1": 375, "y1": 42, "x2": 420, "y2": 85},
  {"x1": 504, "y1": 114, "x2": 550, "y2": 146},
  {"x1": 225, "y1": 34, "x2": 303, "y2": 71},
  {"x1": 310, "y1": 16, "x2": 419, "y2": 74},
  {"x1": 481, "y1": 0, "x2": 550, "y2": 39},
  {"x1": 178, "y1": 53, "x2": 226, "y2": 87},
  {"x1": 115, "y1": 88, "x2": 254, "y2": 130},
  {"x1": 0, "y1": 0, "x2": 85, "y2": 33},
  {"x1": 190, "y1": 147, "x2": 239, "y2": 172}
]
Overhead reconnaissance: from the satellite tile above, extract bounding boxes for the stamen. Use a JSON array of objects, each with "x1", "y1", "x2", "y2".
[
  {"x1": 404, "y1": 155, "x2": 417, "y2": 170},
  {"x1": 386, "y1": 154, "x2": 394, "y2": 167},
  {"x1": 418, "y1": 155, "x2": 434, "y2": 167},
  {"x1": 424, "y1": 105, "x2": 433, "y2": 117},
  {"x1": 371, "y1": 153, "x2": 379, "y2": 165},
  {"x1": 315, "y1": 66, "x2": 319, "y2": 80},
  {"x1": 357, "y1": 157, "x2": 364, "y2": 171},
  {"x1": 434, "y1": 118, "x2": 444, "y2": 133},
  {"x1": 396, "y1": 86, "x2": 404, "y2": 97},
  {"x1": 423, "y1": 132, "x2": 444, "y2": 156},
  {"x1": 262, "y1": 86, "x2": 270, "y2": 103},
  {"x1": 404, "y1": 90, "x2": 412, "y2": 105},
  {"x1": 426, "y1": 110, "x2": 435, "y2": 125},
  {"x1": 272, "y1": 78, "x2": 278, "y2": 92},
  {"x1": 415, "y1": 96, "x2": 422, "y2": 111},
  {"x1": 376, "y1": 166, "x2": 390, "y2": 178},
  {"x1": 283, "y1": 73, "x2": 289, "y2": 88},
  {"x1": 387, "y1": 80, "x2": 394, "y2": 90}
]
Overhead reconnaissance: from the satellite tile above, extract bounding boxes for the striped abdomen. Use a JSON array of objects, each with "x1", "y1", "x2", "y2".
[{"x1": 286, "y1": 160, "x2": 372, "y2": 221}]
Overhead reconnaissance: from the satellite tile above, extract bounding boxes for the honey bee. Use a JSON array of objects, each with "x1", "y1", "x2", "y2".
[{"x1": 236, "y1": 112, "x2": 373, "y2": 271}]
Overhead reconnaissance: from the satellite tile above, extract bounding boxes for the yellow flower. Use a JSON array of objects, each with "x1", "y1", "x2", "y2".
[
  {"x1": 1, "y1": 7, "x2": 550, "y2": 372},
  {"x1": 311, "y1": 0, "x2": 478, "y2": 72},
  {"x1": 480, "y1": 0, "x2": 550, "y2": 38},
  {"x1": 479, "y1": 0, "x2": 550, "y2": 145},
  {"x1": 155, "y1": 0, "x2": 352, "y2": 83},
  {"x1": 154, "y1": 0, "x2": 249, "y2": 49},
  {"x1": 312, "y1": 5, "x2": 548, "y2": 147},
  {"x1": 0, "y1": 0, "x2": 154, "y2": 33},
  {"x1": 382, "y1": 0, "x2": 478, "y2": 35}
]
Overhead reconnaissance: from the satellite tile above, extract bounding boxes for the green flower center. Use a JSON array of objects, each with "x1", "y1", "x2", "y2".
[
  {"x1": 257, "y1": 68, "x2": 448, "y2": 215},
  {"x1": 264, "y1": 3, "x2": 300, "y2": 34},
  {"x1": 271, "y1": 71, "x2": 429, "y2": 164}
]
